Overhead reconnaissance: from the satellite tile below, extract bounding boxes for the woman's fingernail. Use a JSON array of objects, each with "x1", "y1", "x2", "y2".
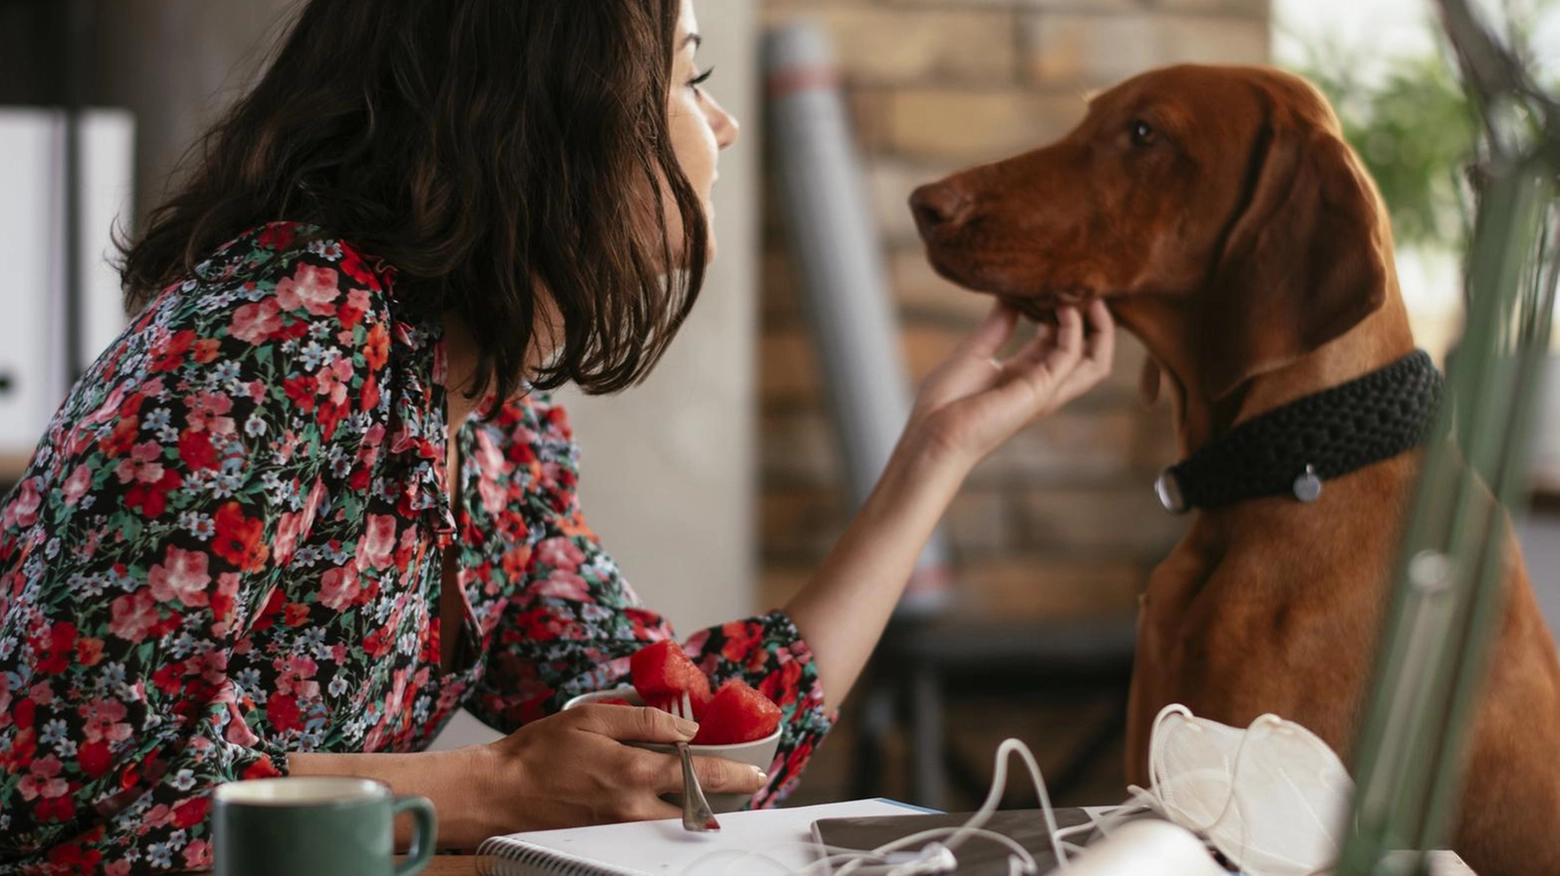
[
  {"x1": 676, "y1": 719, "x2": 699, "y2": 737},
  {"x1": 751, "y1": 767, "x2": 768, "y2": 782}
]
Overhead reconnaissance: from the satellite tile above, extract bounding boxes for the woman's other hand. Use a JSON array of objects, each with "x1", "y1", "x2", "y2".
[{"x1": 907, "y1": 299, "x2": 1115, "y2": 471}]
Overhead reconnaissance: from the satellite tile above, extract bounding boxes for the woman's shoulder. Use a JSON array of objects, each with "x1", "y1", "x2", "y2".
[
  {"x1": 191, "y1": 220, "x2": 396, "y2": 292},
  {"x1": 133, "y1": 221, "x2": 405, "y2": 363},
  {"x1": 486, "y1": 392, "x2": 576, "y2": 448}
]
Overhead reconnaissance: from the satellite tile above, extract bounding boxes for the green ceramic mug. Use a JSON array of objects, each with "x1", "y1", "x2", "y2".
[{"x1": 212, "y1": 777, "x2": 435, "y2": 876}]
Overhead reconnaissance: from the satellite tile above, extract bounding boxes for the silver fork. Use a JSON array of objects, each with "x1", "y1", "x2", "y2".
[{"x1": 669, "y1": 692, "x2": 719, "y2": 832}]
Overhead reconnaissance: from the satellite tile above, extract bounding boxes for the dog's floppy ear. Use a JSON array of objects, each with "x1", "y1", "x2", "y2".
[{"x1": 1203, "y1": 102, "x2": 1388, "y2": 400}]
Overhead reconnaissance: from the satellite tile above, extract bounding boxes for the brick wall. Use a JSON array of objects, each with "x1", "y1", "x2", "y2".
[{"x1": 756, "y1": 0, "x2": 1271, "y2": 620}]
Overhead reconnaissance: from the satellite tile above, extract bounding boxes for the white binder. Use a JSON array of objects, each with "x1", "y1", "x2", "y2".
[{"x1": 0, "y1": 107, "x2": 134, "y2": 458}]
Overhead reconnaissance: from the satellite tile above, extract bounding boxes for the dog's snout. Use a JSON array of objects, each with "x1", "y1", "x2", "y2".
[{"x1": 910, "y1": 183, "x2": 972, "y2": 236}]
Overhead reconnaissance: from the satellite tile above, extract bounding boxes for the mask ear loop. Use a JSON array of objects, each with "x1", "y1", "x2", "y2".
[{"x1": 1141, "y1": 710, "x2": 1295, "y2": 875}]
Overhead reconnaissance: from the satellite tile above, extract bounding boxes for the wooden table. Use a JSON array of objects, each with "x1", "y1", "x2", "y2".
[{"x1": 412, "y1": 858, "x2": 478, "y2": 876}]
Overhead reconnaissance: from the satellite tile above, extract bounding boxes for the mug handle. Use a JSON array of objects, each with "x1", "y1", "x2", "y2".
[{"x1": 392, "y1": 795, "x2": 438, "y2": 876}]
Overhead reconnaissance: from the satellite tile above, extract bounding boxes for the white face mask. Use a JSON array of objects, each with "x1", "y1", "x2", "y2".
[{"x1": 1140, "y1": 704, "x2": 1355, "y2": 876}]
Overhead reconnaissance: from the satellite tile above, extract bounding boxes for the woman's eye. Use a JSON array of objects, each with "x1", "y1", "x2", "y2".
[
  {"x1": 690, "y1": 67, "x2": 714, "y2": 91},
  {"x1": 1130, "y1": 120, "x2": 1157, "y2": 147}
]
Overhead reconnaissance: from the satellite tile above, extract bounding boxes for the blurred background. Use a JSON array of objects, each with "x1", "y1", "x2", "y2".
[{"x1": 0, "y1": 0, "x2": 1555, "y2": 812}]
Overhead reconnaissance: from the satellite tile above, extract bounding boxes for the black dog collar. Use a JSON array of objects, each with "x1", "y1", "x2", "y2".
[{"x1": 1155, "y1": 350, "x2": 1445, "y2": 514}]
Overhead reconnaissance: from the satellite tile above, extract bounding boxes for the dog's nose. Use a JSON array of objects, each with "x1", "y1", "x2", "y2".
[{"x1": 910, "y1": 183, "x2": 972, "y2": 235}]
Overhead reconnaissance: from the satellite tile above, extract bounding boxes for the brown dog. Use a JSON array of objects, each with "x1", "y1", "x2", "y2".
[{"x1": 910, "y1": 65, "x2": 1560, "y2": 875}]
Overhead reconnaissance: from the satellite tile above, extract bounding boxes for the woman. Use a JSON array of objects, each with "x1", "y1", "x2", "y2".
[{"x1": 0, "y1": 0, "x2": 1114, "y2": 871}]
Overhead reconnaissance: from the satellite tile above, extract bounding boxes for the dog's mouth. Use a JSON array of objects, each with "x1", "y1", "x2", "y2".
[{"x1": 923, "y1": 246, "x2": 1097, "y2": 320}]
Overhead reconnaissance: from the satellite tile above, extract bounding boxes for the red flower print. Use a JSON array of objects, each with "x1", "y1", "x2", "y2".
[
  {"x1": 188, "y1": 392, "x2": 236, "y2": 435},
  {"x1": 3, "y1": 478, "x2": 41, "y2": 529},
  {"x1": 210, "y1": 573, "x2": 242, "y2": 633},
  {"x1": 32, "y1": 622, "x2": 77, "y2": 674},
  {"x1": 46, "y1": 841, "x2": 102, "y2": 872},
  {"x1": 150, "y1": 330, "x2": 196, "y2": 373},
  {"x1": 315, "y1": 358, "x2": 354, "y2": 407},
  {"x1": 267, "y1": 693, "x2": 301, "y2": 733},
  {"x1": 230, "y1": 298, "x2": 284, "y2": 345},
  {"x1": 283, "y1": 603, "x2": 311, "y2": 627},
  {"x1": 719, "y1": 621, "x2": 762, "y2": 664},
  {"x1": 250, "y1": 586, "x2": 286, "y2": 632},
  {"x1": 81, "y1": 698, "x2": 131, "y2": 744},
  {"x1": 274, "y1": 509, "x2": 307, "y2": 566},
  {"x1": 113, "y1": 440, "x2": 164, "y2": 485},
  {"x1": 36, "y1": 794, "x2": 76, "y2": 822},
  {"x1": 338, "y1": 246, "x2": 381, "y2": 290},
  {"x1": 360, "y1": 372, "x2": 381, "y2": 413},
  {"x1": 356, "y1": 514, "x2": 396, "y2": 570},
  {"x1": 124, "y1": 469, "x2": 182, "y2": 519},
  {"x1": 108, "y1": 590, "x2": 162, "y2": 643},
  {"x1": 257, "y1": 221, "x2": 297, "y2": 250},
  {"x1": 17, "y1": 755, "x2": 67, "y2": 801},
  {"x1": 194, "y1": 336, "x2": 222, "y2": 364},
  {"x1": 363, "y1": 623, "x2": 394, "y2": 660},
  {"x1": 364, "y1": 321, "x2": 390, "y2": 371},
  {"x1": 242, "y1": 755, "x2": 283, "y2": 780},
  {"x1": 61, "y1": 463, "x2": 93, "y2": 505},
  {"x1": 99, "y1": 414, "x2": 140, "y2": 458},
  {"x1": 318, "y1": 565, "x2": 361, "y2": 611},
  {"x1": 182, "y1": 839, "x2": 213, "y2": 871},
  {"x1": 275, "y1": 263, "x2": 342, "y2": 316},
  {"x1": 535, "y1": 537, "x2": 584, "y2": 572},
  {"x1": 75, "y1": 636, "x2": 104, "y2": 667},
  {"x1": 284, "y1": 374, "x2": 318, "y2": 412},
  {"x1": 178, "y1": 430, "x2": 219, "y2": 472},
  {"x1": 759, "y1": 659, "x2": 803, "y2": 708},
  {"x1": 338, "y1": 286, "x2": 373, "y2": 329},
  {"x1": 148, "y1": 545, "x2": 212, "y2": 608},
  {"x1": 535, "y1": 570, "x2": 590, "y2": 602},
  {"x1": 170, "y1": 795, "x2": 209, "y2": 829},
  {"x1": 212, "y1": 502, "x2": 269, "y2": 571},
  {"x1": 77, "y1": 741, "x2": 113, "y2": 778}
]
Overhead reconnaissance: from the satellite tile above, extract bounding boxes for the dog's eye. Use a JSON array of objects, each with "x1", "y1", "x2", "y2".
[{"x1": 1129, "y1": 120, "x2": 1157, "y2": 147}]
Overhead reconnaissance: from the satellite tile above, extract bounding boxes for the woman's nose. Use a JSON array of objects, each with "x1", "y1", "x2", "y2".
[{"x1": 710, "y1": 99, "x2": 740, "y2": 150}]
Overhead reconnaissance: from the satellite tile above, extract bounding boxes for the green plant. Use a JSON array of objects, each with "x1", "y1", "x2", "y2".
[{"x1": 1298, "y1": 48, "x2": 1479, "y2": 251}]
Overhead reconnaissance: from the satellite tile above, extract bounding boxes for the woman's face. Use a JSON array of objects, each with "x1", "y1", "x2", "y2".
[{"x1": 666, "y1": 0, "x2": 739, "y2": 262}]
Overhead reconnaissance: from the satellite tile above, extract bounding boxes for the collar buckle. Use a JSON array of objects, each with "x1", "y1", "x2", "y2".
[{"x1": 1155, "y1": 467, "x2": 1189, "y2": 515}]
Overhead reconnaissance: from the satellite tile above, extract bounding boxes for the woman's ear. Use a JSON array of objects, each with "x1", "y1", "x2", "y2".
[{"x1": 1201, "y1": 109, "x2": 1389, "y2": 400}]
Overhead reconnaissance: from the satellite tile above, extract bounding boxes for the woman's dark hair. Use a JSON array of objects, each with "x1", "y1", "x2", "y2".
[{"x1": 120, "y1": 0, "x2": 707, "y2": 401}]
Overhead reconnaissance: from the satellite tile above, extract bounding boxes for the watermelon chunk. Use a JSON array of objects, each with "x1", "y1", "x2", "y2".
[
  {"x1": 629, "y1": 640, "x2": 712, "y2": 717},
  {"x1": 691, "y1": 679, "x2": 782, "y2": 746}
]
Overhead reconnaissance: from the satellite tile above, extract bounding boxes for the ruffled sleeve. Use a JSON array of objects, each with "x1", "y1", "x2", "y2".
[{"x1": 464, "y1": 397, "x2": 834, "y2": 807}]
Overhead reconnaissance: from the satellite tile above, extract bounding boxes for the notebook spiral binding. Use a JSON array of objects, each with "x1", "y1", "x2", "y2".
[{"x1": 475, "y1": 835, "x2": 637, "y2": 876}]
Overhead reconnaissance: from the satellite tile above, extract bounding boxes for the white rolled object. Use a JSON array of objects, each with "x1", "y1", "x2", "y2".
[
  {"x1": 763, "y1": 21, "x2": 952, "y2": 613},
  {"x1": 1050, "y1": 819, "x2": 1228, "y2": 876}
]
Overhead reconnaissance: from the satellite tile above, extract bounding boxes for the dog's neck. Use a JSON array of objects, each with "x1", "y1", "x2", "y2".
[{"x1": 1114, "y1": 283, "x2": 1419, "y2": 461}]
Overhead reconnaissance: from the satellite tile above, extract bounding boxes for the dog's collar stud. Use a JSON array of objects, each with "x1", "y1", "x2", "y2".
[
  {"x1": 1156, "y1": 467, "x2": 1188, "y2": 514},
  {"x1": 1293, "y1": 465, "x2": 1323, "y2": 503}
]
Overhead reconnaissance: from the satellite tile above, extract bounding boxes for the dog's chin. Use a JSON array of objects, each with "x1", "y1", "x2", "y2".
[{"x1": 922, "y1": 250, "x2": 1100, "y2": 320}]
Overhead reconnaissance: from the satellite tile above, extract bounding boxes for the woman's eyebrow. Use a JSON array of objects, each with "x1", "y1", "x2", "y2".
[{"x1": 683, "y1": 33, "x2": 702, "y2": 50}]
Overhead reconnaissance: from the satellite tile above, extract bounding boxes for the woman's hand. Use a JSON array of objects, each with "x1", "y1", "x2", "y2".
[
  {"x1": 461, "y1": 705, "x2": 766, "y2": 841},
  {"x1": 292, "y1": 704, "x2": 765, "y2": 848},
  {"x1": 907, "y1": 299, "x2": 1115, "y2": 472}
]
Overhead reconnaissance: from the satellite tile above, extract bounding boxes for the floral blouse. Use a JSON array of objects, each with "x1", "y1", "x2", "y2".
[{"x1": 0, "y1": 222, "x2": 834, "y2": 874}]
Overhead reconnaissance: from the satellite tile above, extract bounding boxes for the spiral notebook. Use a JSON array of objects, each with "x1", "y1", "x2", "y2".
[{"x1": 474, "y1": 798, "x2": 928, "y2": 876}]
